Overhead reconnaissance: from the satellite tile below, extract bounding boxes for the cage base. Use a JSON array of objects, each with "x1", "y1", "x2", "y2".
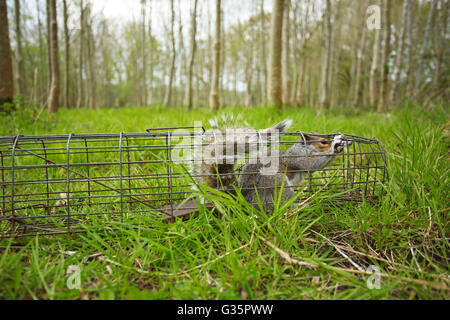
[{"x1": 161, "y1": 200, "x2": 215, "y2": 221}]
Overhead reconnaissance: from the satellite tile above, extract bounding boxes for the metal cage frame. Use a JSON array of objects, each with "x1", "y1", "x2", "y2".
[{"x1": 0, "y1": 129, "x2": 389, "y2": 238}]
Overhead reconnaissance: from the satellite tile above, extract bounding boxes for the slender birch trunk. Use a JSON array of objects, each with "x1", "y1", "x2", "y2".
[
  {"x1": 63, "y1": 0, "x2": 70, "y2": 108},
  {"x1": 259, "y1": 0, "x2": 267, "y2": 106},
  {"x1": 47, "y1": 0, "x2": 60, "y2": 113},
  {"x1": 352, "y1": 18, "x2": 367, "y2": 109},
  {"x1": 369, "y1": 0, "x2": 381, "y2": 109},
  {"x1": 209, "y1": 0, "x2": 221, "y2": 111},
  {"x1": 404, "y1": 0, "x2": 414, "y2": 97},
  {"x1": 84, "y1": 6, "x2": 96, "y2": 109},
  {"x1": 282, "y1": 0, "x2": 291, "y2": 106},
  {"x1": 46, "y1": 0, "x2": 52, "y2": 90},
  {"x1": 148, "y1": 1, "x2": 153, "y2": 106},
  {"x1": 164, "y1": 0, "x2": 176, "y2": 108},
  {"x1": 319, "y1": 0, "x2": 331, "y2": 111},
  {"x1": 432, "y1": 0, "x2": 448, "y2": 98},
  {"x1": 0, "y1": 0, "x2": 14, "y2": 107},
  {"x1": 36, "y1": 0, "x2": 45, "y2": 103},
  {"x1": 141, "y1": 0, "x2": 147, "y2": 106},
  {"x1": 377, "y1": 0, "x2": 391, "y2": 112},
  {"x1": 295, "y1": 0, "x2": 312, "y2": 108},
  {"x1": 77, "y1": 0, "x2": 84, "y2": 109},
  {"x1": 268, "y1": 0, "x2": 284, "y2": 112},
  {"x1": 14, "y1": 0, "x2": 26, "y2": 97},
  {"x1": 415, "y1": 0, "x2": 438, "y2": 91},
  {"x1": 185, "y1": 0, "x2": 198, "y2": 111},
  {"x1": 390, "y1": 0, "x2": 409, "y2": 105}
]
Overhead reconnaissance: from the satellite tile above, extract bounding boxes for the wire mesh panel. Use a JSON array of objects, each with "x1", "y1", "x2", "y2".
[
  {"x1": 0, "y1": 130, "x2": 388, "y2": 238},
  {"x1": 275, "y1": 132, "x2": 389, "y2": 202}
]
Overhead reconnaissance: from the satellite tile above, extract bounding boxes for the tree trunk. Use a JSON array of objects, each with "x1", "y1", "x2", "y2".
[
  {"x1": 219, "y1": 5, "x2": 225, "y2": 107},
  {"x1": 63, "y1": 0, "x2": 70, "y2": 108},
  {"x1": 295, "y1": 0, "x2": 311, "y2": 108},
  {"x1": 184, "y1": 0, "x2": 198, "y2": 111},
  {"x1": 141, "y1": 0, "x2": 147, "y2": 106},
  {"x1": 295, "y1": 38, "x2": 307, "y2": 107},
  {"x1": 259, "y1": 0, "x2": 267, "y2": 106},
  {"x1": 363, "y1": 50, "x2": 371, "y2": 107},
  {"x1": 0, "y1": 0, "x2": 14, "y2": 107},
  {"x1": 319, "y1": 0, "x2": 331, "y2": 111},
  {"x1": 148, "y1": 1, "x2": 153, "y2": 106},
  {"x1": 86, "y1": 10, "x2": 96, "y2": 109},
  {"x1": 233, "y1": 62, "x2": 238, "y2": 106},
  {"x1": 77, "y1": 0, "x2": 84, "y2": 109},
  {"x1": 389, "y1": 0, "x2": 409, "y2": 105},
  {"x1": 329, "y1": 0, "x2": 341, "y2": 108},
  {"x1": 282, "y1": 0, "x2": 291, "y2": 106},
  {"x1": 377, "y1": 0, "x2": 391, "y2": 112},
  {"x1": 352, "y1": 28, "x2": 367, "y2": 109},
  {"x1": 432, "y1": 0, "x2": 448, "y2": 100},
  {"x1": 415, "y1": 0, "x2": 438, "y2": 91},
  {"x1": 245, "y1": 37, "x2": 254, "y2": 108},
  {"x1": 290, "y1": 0, "x2": 300, "y2": 105},
  {"x1": 207, "y1": 1, "x2": 213, "y2": 95},
  {"x1": 84, "y1": 5, "x2": 91, "y2": 108},
  {"x1": 258, "y1": 0, "x2": 267, "y2": 106},
  {"x1": 268, "y1": 0, "x2": 284, "y2": 112},
  {"x1": 352, "y1": 3, "x2": 368, "y2": 110},
  {"x1": 36, "y1": 0, "x2": 45, "y2": 103},
  {"x1": 209, "y1": 0, "x2": 221, "y2": 111},
  {"x1": 404, "y1": 0, "x2": 414, "y2": 97},
  {"x1": 245, "y1": 58, "x2": 254, "y2": 108},
  {"x1": 47, "y1": 0, "x2": 60, "y2": 113},
  {"x1": 46, "y1": 0, "x2": 52, "y2": 90},
  {"x1": 164, "y1": 0, "x2": 176, "y2": 108},
  {"x1": 369, "y1": 0, "x2": 381, "y2": 110},
  {"x1": 14, "y1": 0, "x2": 26, "y2": 97},
  {"x1": 195, "y1": 48, "x2": 201, "y2": 106},
  {"x1": 176, "y1": 0, "x2": 186, "y2": 108}
]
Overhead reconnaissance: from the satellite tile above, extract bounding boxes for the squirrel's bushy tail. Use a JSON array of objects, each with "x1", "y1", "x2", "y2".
[
  {"x1": 271, "y1": 119, "x2": 293, "y2": 133},
  {"x1": 208, "y1": 114, "x2": 249, "y2": 130},
  {"x1": 192, "y1": 118, "x2": 293, "y2": 197}
]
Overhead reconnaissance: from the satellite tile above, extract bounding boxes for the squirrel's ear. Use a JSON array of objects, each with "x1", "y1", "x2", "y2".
[{"x1": 296, "y1": 134, "x2": 314, "y2": 145}]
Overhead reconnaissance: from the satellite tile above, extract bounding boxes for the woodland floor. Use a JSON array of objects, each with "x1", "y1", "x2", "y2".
[{"x1": 0, "y1": 104, "x2": 449, "y2": 300}]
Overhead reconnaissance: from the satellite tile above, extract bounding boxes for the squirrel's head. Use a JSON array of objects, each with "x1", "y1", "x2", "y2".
[{"x1": 300, "y1": 134, "x2": 351, "y2": 154}]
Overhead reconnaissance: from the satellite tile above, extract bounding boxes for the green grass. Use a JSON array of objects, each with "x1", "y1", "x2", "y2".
[{"x1": 0, "y1": 104, "x2": 449, "y2": 300}]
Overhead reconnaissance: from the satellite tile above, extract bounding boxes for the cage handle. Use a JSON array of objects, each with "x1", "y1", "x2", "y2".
[{"x1": 146, "y1": 126, "x2": 205, "y2": 133}]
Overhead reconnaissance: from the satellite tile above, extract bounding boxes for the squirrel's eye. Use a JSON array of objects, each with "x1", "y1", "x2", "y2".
[{"x1": 320, "y1": 141, "x2": 329, "y2": 145}]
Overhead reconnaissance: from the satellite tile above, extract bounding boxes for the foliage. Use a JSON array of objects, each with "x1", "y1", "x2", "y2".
[
  {"x1": 0, "y1": 96, "x2": 55, "y2": 136},
  {"x1": 4, "y1": 0, "x2": 447, "y2": 110}
]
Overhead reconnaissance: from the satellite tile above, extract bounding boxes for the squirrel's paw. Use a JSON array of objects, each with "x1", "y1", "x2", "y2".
[{"x1": 332, "y1": 134, "x2": 352, "y2": 153}]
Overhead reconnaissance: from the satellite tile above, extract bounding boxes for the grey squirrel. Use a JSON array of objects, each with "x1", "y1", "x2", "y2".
[
  {"x1": 193, "y1": 117, "x2": 351, "y2": 212},
  {"x1": 240, "y1": 133, "x2": 350, "y2": 212}
]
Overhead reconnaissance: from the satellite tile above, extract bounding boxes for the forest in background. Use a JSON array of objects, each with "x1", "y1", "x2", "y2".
[
  {"x1": 0, "y1": 0, "x2": 449, "y2": 300},
  {"x1": 0, "y1": 0, "x2": 448, "y2": 114}
]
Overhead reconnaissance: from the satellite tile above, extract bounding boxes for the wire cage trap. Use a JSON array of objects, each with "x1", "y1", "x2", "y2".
[{"x1": 0, "y1": 128, "x2": 389, "y2": 238}]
